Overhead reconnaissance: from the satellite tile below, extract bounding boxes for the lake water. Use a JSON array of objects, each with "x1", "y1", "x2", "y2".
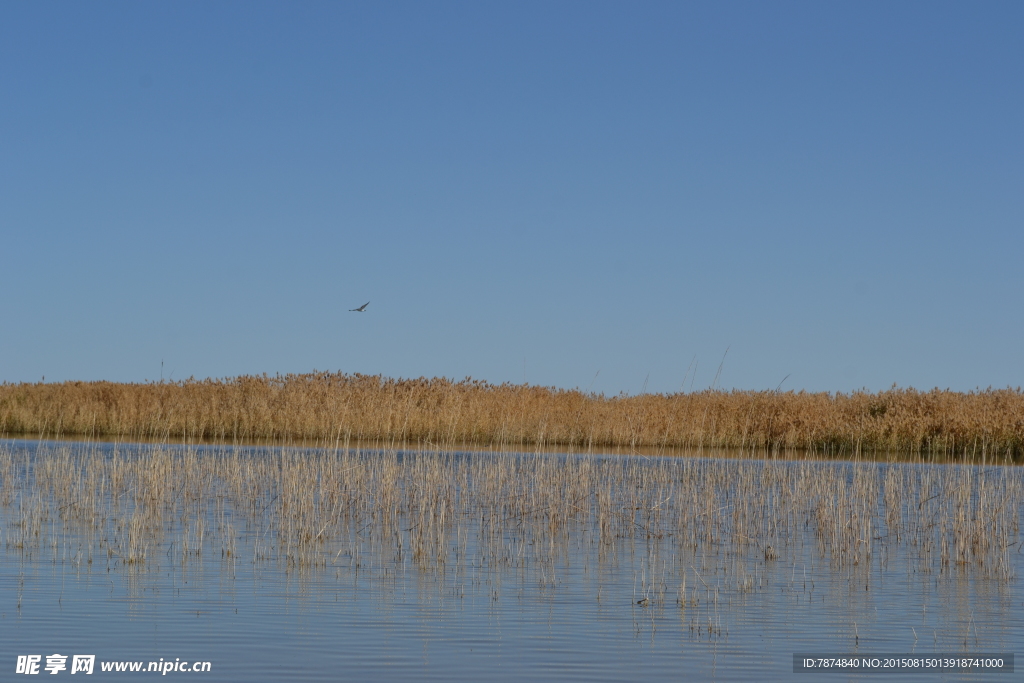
[{"x1": 1, "y1": 439, "x2": 1020, "y2": 681}]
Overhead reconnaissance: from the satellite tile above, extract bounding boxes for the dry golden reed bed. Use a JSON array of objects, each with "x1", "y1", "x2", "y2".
[{"x1": 2, "y1": 373, "x2": 1024, "y2": 456}]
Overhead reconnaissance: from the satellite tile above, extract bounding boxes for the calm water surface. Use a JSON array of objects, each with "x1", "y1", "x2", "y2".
[{"x1": 1, "y1": 440, "x2": 1020, "y2": 681}]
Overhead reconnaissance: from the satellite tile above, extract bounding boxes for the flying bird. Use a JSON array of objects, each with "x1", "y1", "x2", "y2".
[{"x1": 349, "y1": 302, "x2": 370, "y2": 312}]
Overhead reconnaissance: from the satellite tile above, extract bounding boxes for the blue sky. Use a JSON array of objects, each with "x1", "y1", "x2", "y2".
[{"x1": 2, "y1": 1, "x2": 1022, "y2": 395}]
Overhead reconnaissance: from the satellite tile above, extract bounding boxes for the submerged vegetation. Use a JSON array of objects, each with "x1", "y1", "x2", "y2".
[{"x1": 3, "y1": 373, "x2": 1024, "y2": 456}]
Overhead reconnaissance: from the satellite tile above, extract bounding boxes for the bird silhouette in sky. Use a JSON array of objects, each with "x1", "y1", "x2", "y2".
[{"x1": 349, "y1": 302, "x2": 370, "y2": 312}]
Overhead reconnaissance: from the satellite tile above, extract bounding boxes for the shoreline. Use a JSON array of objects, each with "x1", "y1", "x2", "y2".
[{"x1": 2, "y1": 373, "x2": 1023, "y2": 459}]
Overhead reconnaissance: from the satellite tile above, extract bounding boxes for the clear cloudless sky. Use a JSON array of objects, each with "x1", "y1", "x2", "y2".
[{"x1": 2, "y1": 1, "x2": 1022, "y2": 395}]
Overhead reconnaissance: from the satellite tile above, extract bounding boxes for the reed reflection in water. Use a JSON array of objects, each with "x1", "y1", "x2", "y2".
[{"x1": 1, "y1": 441, "x2": 1021, "y2": 682}]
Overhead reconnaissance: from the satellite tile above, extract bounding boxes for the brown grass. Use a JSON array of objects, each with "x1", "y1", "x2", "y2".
[{"x1": 2, "y1": 373, "x2": 1024, "y2": 456}]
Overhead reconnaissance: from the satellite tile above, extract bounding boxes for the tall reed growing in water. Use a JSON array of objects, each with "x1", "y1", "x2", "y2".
[{"x1": 3, "y1": 443, "x2": 1020, "y2": 583}]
